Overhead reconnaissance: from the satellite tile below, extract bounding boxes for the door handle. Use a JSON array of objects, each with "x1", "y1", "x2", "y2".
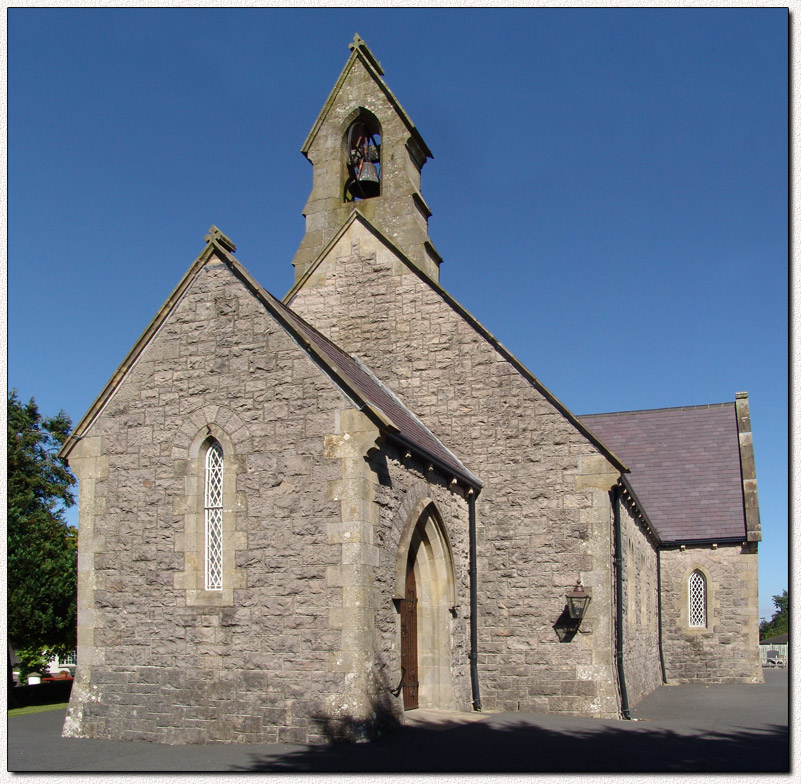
[{"x1": 390, "y1": 666, "x2": 406, "y2": 697}]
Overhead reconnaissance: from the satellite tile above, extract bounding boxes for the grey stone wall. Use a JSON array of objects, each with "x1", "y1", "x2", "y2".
[
  {"x1": 64, "y1": 258, "x2": 367, "y2": 744},
  {"x1": 617, "y1": 494, "x2": 662, "y2": 707},
  {"x1": 289, "y1": 225, "x2": 622, "y2": 717},
  {"x1": 660, "y1": 543, "x2": 762, "y2": 684}
]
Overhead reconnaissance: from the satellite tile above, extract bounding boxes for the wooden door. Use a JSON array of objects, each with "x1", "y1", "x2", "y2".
[{"x1": 400, "y1": 564, "x2": 419, "y2": 710}]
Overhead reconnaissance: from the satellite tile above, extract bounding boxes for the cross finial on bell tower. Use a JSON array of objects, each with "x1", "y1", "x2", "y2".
[
  {"x1": 204, "y1": 225, "x2": 236, "y2": 253},
  {"x1": 348, "y1": 33, "x2": 383, "y2": 74},
  {"x1": 291, "y1": 35, "x2": 441, "y2": 284}
]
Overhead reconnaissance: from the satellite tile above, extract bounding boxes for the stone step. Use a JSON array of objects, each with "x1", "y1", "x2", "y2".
[{"x1": 402, "y1": 708, "x2": 489, "y2": 731}]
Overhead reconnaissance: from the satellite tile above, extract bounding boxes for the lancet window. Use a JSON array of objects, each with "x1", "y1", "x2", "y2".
[
  {"x1": 204, "y1": 441, "x2": 224, "y2": 591},
  {"x1": 689, "y1": 569, "x2": 707, "y2": 628}
]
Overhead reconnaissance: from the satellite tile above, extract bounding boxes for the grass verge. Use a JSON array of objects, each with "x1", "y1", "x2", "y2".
[{"x1": 8, "y1": 702, "x2": 69, "y2": 717}]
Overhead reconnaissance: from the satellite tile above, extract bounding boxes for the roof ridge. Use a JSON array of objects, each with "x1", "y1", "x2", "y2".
[
  {"x1": 265, "y1": 294, "x2": 480, "y2": 487},
  {"x1": 583, "y1": 399, "x2": 747, "y2": 544},
  {"x1": 579, "y1": 401, "x2": 735, "y2": 418},
  {"x1": 264, "y1": 286, "x2": 362, "y2": 369}
]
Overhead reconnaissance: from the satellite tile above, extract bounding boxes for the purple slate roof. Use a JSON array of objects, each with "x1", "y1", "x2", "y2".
[
  {"x1": 579, "y1": 403, "x2": 746, "y2": 543},
  {"x1": 263, "y1": 290, "x2": 481, "y2": 489}
]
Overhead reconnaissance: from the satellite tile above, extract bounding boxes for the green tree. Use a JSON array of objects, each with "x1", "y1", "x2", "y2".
[
  {"x1": 759, "y1": 589, "x2": 788, "y2": 640},
  {"x1": 7, "y1": 391, "x2": 77, "y2": 670}
]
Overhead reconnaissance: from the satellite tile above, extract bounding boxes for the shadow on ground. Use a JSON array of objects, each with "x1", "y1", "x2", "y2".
[
  {"x1": 8, "y1": 671, "x2": 789, "y2": 773},
  {"x1": 233, "y1": 718, "x2": 790, "y2": 773}
]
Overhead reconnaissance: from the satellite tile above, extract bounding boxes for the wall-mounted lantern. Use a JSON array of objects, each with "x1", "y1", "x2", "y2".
[
  {"x1": 566, "y1": 581, "x2": 591, "y2": 621},
  {"x1": 554, "y1": 580, "x2": 592, "y2": 642}
]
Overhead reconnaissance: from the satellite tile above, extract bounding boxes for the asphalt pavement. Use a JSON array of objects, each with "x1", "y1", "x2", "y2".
[{"x1": 7, "y1": 668, "x2": 789, "y2": 773}]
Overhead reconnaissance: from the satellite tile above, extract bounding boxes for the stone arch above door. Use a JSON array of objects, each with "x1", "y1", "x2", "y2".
[
  {"x1": 394, "y1": 495, "x2": 457, "y2": 607},
  {"x1": 172, "y1": 406, "x2": 249, "y2": 607}
]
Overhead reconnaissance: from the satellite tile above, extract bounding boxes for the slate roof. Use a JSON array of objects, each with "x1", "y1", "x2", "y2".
[
  {"x1": 263, "y1": 290, "x2": 481, "y2": 488},
  {"x1": 579, "y1": 403, "x2": 746, "y2": 543}
]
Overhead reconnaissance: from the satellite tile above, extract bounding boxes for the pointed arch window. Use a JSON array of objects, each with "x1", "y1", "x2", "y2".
[
  {"x1": 204, "y1": 441, "x2": 224, "y2": 591},
  {"x1": 688, "y1": 570, "x2": 707, "y2": 628},
  {"x1": 344, "y1": 117, "x2": 381, "y2": 201}
]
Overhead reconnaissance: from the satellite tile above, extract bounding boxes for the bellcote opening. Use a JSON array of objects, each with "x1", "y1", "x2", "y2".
[{"x1": 344, "y1": 113, "x2": 381, "y2": 202}]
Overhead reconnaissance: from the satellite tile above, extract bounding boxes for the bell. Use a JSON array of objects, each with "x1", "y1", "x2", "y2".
[{"x1": 355, "y1": 161, "x2": 380, "y2": 198}]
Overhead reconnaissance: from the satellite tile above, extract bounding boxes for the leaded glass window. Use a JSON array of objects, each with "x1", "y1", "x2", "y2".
[
  {"x1": 689, "y1": 570, "x2": 706, "y2": 628},
  {"x1": 205, "y1": 442, "x2": 224, "y2": 591}
]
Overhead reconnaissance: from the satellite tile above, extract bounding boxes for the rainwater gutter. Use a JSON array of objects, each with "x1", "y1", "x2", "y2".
[
  {"x1": 468, "y1": 491, "x2": 482, "y2": 711},
  {"x1": 612, "y1": 484, "x2": 631, "y2": 720}
]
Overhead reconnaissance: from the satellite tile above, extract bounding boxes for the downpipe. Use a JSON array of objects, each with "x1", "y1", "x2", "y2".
[
  {"x1": 612, "y1": 484, "x2": 632, "y2": 720},
  {"x1": 468, "y1": 491, "x2": 482, "y2": 711},
  {"x1": 656, "y1": 548, "x2": 668, "y2": 683}
]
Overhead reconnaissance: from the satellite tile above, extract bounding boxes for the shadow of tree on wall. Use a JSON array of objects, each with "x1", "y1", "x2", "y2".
[{"x1": 232, "y1": 717, "x2": 789, "y2": 773}]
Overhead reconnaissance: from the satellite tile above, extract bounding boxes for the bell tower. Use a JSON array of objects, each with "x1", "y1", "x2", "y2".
[{"x1": 291, "y1": 34, "x2": 442, "y2": 283}]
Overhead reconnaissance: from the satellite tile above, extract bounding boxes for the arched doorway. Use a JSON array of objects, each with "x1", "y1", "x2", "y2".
[{"x1": 398, "y1": 503, "x2": 457, "y2": 711}]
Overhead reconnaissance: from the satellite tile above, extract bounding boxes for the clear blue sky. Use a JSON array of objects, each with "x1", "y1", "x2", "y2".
[{"x1": 8, "y1": 9, "x2": 788, "y2": 619}]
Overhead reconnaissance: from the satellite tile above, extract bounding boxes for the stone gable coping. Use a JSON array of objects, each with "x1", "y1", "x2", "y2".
[
  {"x1": 348, "y1": 33, "x2": 383, "y2": 75},
  {"x1": 735, "y1": 392, "x2": 762, "y2": 542},
  {"x1": 284, "y1": 210, "x2": 628, "y2": 475},
  {"x1": 300, "y1": 33, "x2": 432, "y2": 162},
  {"x1": 204, "y1": 225, "x2": 236, "y2": 253},
  {"x1": 285, "y1": 210, "x2": 363, "y2": 302}
]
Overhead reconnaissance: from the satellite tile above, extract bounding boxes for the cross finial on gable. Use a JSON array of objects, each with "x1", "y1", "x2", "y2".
[
  {"x1": 204, "y1": 225, "x2": 236, "y2": 253},
  {"x1": 348, "y1": 32, "x2": 383, "y2": 75}
]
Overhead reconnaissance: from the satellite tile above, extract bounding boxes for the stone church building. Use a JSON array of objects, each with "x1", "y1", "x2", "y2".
[{"x1": 60, "y1": 36, "x2": 762, "y2": 745}]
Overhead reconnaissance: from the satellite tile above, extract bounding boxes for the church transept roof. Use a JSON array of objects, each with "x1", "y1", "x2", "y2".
[{"x1": 579, "y1": 402, "x2": 748, "y2": 543}]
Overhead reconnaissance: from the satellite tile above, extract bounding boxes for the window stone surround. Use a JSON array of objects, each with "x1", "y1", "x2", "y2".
[
  {"x1": 677, "y1": 561, "x2": 717, "y2": 636},
  {"x1": 173, "y1": 408, "x2": 249, "y2": 607}
]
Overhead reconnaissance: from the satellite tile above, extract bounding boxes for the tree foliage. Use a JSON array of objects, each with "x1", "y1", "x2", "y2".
[
  {"x1": 759, "y1": 589, "x2": 788, "y2": 640},
  {"x1": 7, "y1": 391, "x2": 77, "y2": 654}
]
